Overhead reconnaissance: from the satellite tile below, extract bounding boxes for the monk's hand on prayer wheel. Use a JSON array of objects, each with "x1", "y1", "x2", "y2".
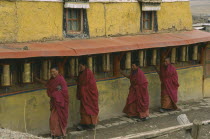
[{"x1": 57, "y1": 85, "x2": 62, "y2": 91}]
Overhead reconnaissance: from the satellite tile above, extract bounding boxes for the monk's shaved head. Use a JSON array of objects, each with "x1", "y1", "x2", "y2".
[
  {"x1": 165, "y1": 57, "x2": 170, "y2": 62},
  {"x1": 164, "y1": 57, "x2": 171, "y2": 66}
]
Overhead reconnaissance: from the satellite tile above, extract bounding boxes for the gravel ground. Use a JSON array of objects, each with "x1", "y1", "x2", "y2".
[
  {"x1": 67, "y1": 99, "x2": 210, "y2": 139},
  {"x1": 0, "y1": 128, "x2": 50, "y2": 139}
]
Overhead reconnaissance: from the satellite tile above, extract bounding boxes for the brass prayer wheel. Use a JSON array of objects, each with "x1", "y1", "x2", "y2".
[
  {"x1": 151, "y1": 49, "x2": 157, "y2": 65},
  {"x1": 1, "y1": 64, "x2": 12, "y2": 87},
  {"x1": 70, "y1": 57, "x2": 79, "y2": 76},
  {"x1": 102, "y1": 53, "x2": 110, "y2": 72},
  {"x1": 125, "y1": 52, "x2": 131, "y2": 69},
  {"x1": 42, "y1": 60, "x2": 51, "y2": 80},
  {"x1": 22, "y1": 63, "x2": 33, "y2": 83},
  {"x1": 171, "y1": 48, "x2": 176, "y2": 64},
  {"x1": 139, "y1": 50, "x2": 144, "y2": 67},
  {"x1": 88, "y1": 56, "x2": 93, "y2": 71},
  {"x1": 181, "y1": 46, "x2": 186, "y2": 62},
  {"x1": 192, "y1": 45, "x2": 198, "y2": 60}
]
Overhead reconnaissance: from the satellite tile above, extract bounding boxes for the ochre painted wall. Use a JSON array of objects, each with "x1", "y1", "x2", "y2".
[
  {"x1": 0, "y1": 1, "x2": 17, "y2": 43},
  {"x1": 0, "y1": 1, "x2": 193, "y2": 42},
  {"x1": 0, "y1": 1, "x2": 63, "y2": 43},
  {"x1": 157, "y1": 2, "x2": 193, "y2": 31},
  {"x1": 204, "y1": 78, "x2": 210, "y2": 97},
  {"x1": 204, "y1": 43, "x2": 210, "y2": 97},
  {"x1": 0, "y1": 66, "x2": 203, "y2": 135},
  {"x1": 87, "y1": 3, "x2": 141, "y2": 37}
]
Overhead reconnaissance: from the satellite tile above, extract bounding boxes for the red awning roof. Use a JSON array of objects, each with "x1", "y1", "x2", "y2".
[{"x1": 0, "y1": 30, "x2": 210, "y2": 59}]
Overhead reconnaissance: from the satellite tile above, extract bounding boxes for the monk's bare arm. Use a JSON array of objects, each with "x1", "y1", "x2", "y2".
[
  {"x1": 120, "y1": 71, "x2": 130, "y2": 79},
  {"x1": 35, "y1": 77, "x2": 47, "y2": 85}
]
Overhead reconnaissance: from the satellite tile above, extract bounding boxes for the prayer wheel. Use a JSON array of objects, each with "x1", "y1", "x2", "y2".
[
  {"x1": 171, "y1": 48, "x2": 176, "y2": 64},
  {"x1": 42, "y1": 60, "x2": 51, "y2": 80},
  {"x1": 88, "y1": 56, "x2": 93, "y2": 71},
  {"x1": 103, "y1": 53, "x2": 110, "y2": 72},
  {"x1": 70, "y1": 57, "x2": 75, "y2": 77},
  {"x1": 139, "y1": 50, "x2": 144, "y2": 67},
  {"x1": 1, "y1": 64, "x2": 11, "y2": 87},
  {"x1": 22, "y1": 63, "x2": 33, "y2": 83},
  {"x1": 181, "y1": 46, "x2": 186, "y2": 62},
  {"x1": 192, "y1": 45, "x2": 198, "y2": 60},
  {"x1": 125, "y1": 52, "x2": 131, "y2": 69},
  {"x1": 151, "y1": 49, "x2": 157, "y2": 65},
  {"x1": 70, "y1": 57, "x2": 79, "y2": 76}
]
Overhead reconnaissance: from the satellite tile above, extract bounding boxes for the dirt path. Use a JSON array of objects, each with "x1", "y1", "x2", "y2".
[{"x1": 68, "y1": 98, "x2": 210, "y2": 139}]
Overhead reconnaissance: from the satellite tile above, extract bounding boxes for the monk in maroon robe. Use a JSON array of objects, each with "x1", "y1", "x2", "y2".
[
  {"x1": 76, "y1": 62, "x2": 99, "y2": 130},
  {"x1": 121, "y1": 61, "x2": 150, "y2": 121},
  {"x1": 36, "y1": 67, "x2": 69, "y2": 138},
  {"x1": 155, "y1": 58, "x2": 179, "y2": 113}
]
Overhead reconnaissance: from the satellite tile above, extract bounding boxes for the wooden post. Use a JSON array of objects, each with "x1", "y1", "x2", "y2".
[
  {"x1": 113, "y1": 54, "x2": 120, "y2": 77},
  {"x1": 103, "y1": 54, "x2": 111, "y2": 72},
  {"x1": 186, "y1": 46, "x2": 189, "y2": 61},
  {"x1": 70, "y1": 58, "x2": 75, "y2": 77},
  {"x1": 75, "y1": 57, "x2": 79, "y2": 76},
  {"x1": 191, "y1": 120, "x2": 202, "y2": 139},
  {"x1": 144, "y1": 50, "x2": 147, "y2": 67}
]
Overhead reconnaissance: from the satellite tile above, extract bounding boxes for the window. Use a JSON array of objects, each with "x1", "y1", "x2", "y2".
[
  {"x1": 66, "y1": 9, "x2": 83, "y2": 33},
  {"x1": 142, "y1": 11, "x2": 154, "y2": 31}
]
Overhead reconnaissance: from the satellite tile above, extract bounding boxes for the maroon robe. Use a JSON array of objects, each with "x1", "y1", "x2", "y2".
[
  {"x1": 160, "y1": 64, "x2": 179, "y2": 109},
  {"x1": 46, "y1": 75, "x2": 69, "y2": 136},
  {"x1": 123, "y1": 68, "x2": 149, "y2": 118},
  {"x1": 77, "y1": 68, "x2": 99, "y2": 124}
]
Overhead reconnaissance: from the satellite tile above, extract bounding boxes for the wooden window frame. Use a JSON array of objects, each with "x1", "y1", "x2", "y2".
[
  {"x1": 142, "y1": 11, "x2": 155, "y2": 32},
  {"x1": 66, "y1": 9, "x2": 83, "y2": 34}
]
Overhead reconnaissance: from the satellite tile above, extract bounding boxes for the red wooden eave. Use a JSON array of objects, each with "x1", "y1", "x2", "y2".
[{"x1": 0, "y1": 30, "x2": 210, "y2": 59}]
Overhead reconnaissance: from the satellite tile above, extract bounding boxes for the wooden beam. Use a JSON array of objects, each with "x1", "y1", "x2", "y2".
[{"x1": 110, "y1": 120, "x2": 210, "y2": 139}]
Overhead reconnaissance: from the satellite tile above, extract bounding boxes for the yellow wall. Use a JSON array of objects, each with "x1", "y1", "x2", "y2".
[
  {"x1": 157, "y1": 2, "x2": 193, "y2": 31},
  {"x1": 0, "y1": 1, "x2": 193, "y2": 42},
  {"x1": 204, "y1": 78, "x2": 210, "y2": 97},
  {"x1": 0, "y1": 66, "x2": 203, "y2": 135},
  {"x1": 204, "y1": 43, "x2": 210, "y2": 97},
  {"x1": 0, "y1": 1, "x2": 63, "y2": 43},
  {"x1": 87, "y1": 3, "x2": 141, "y2": 37}
]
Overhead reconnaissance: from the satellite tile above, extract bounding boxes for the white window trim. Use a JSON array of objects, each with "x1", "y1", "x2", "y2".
[
  {"x1": 64, "y1": 2, "x2": 90, "y2": 9},
  {"x1": 89, "y1": 0, "x2": 189, "y2": 2},
  {"x1": 18, "y1": 0, "x2": 63, "y2": 2}
]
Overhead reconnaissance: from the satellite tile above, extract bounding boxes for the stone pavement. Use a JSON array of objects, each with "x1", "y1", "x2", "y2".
[{"x1": 68, "y1": 98, "x2": 210, "y2": 137}]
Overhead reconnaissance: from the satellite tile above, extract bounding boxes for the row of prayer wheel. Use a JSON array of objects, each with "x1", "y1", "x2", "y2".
[
  {"x1": 0, "y1": 63, "x2": 34, "y2": 87},
  {"x1": 0, "y1": 46, "x2": 199, "y2": 87}
]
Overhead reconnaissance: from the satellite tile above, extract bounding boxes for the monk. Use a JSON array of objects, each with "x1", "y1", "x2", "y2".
[
  {"x1": 154, "y1": 58, "x2": 179, "y2": 113},
  {"x1": 121, "y1": 61, "x2": 150, "y2": 121},
  {"x1": 76, "y1": 61, "x2": 99, "y2": 130},
  {"x1": 36, "y1": 67, "x2": 69, "y2": 139}
]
